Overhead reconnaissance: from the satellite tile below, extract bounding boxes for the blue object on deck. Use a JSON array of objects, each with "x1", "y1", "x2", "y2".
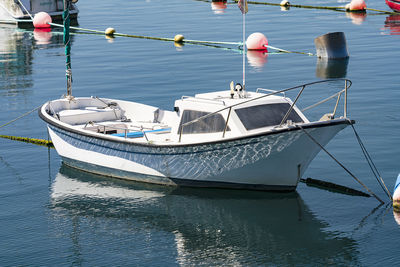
[{"x1": 111, "y1": 128, "x2": 171, "y2": 138}]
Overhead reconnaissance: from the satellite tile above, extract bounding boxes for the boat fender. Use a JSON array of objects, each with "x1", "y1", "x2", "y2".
[{"x1": 393, "y1": 174, "x2": 400, "y2": 212}]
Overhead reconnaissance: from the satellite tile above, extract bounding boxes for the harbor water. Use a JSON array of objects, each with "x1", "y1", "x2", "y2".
[{"x1": 0, "y1": 0, "x2": 399, "y2": 265}]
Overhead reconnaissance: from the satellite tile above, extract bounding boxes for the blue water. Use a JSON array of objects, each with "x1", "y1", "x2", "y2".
[{"x1": 1, "y1": 0, "x2": 399, "y2": 265}]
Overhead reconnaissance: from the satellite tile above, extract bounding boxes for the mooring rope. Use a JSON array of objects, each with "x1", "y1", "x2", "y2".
[
  {"x1": 299, "y1": 125, "x2": 384, "y2": 204},
  {"x1": 0, "y1": 105, "x2": 41, "y2": 129},
  {"x1": 48, "y1": 22, "x2": 314, "y2": 56},
  {"x1": 233, "y1": 0, "x2": 398, "y2": 15},
  {"x1": 48, "y1": 22, "x2": 241, "y2": 46},
  {"x1": 16, "y1": 0, "x2": 34, "y2": 20},
  {"x1": 0, "y1": 105, "x2": 53, "y2": 147},
  {"x1": 349, "y1": 123, "x2": 393, "y2": 201}
]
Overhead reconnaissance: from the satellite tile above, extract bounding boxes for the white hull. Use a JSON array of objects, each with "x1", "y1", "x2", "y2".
[{"x1": 47, "y1": 120, "x2": 348, "y2": 190}]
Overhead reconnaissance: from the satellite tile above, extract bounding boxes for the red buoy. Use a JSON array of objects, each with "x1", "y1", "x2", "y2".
[
  {"x1": 246, "y1": 32, "x2": 268, "y2": 50},
  {"x1": 33, "y1": 12, "x2": 52, "y2": 28}
]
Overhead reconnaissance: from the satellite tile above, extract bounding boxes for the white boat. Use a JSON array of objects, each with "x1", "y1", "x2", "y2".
[
  {"x1": 39, "y1": 79, "x2": 353, "y2": 191},
  {"x1": 0, "y1": 0, "x2": 78, "y2": 25}
]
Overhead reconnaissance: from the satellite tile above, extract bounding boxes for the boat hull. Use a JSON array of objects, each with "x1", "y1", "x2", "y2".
[
  {"x1": 47, "y1": 120, "x2": 349, "y2": 191},
  {"x1": 386, "y1": 0, "x2": 400, "y2": 12},
  {"x1": 0, "y1": 0, "x2": 78, "y2": 26}
]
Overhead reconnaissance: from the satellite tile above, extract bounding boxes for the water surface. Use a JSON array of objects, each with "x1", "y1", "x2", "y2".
[{"x1": 0, "y1": 0, "x2": 399, "y2": 266}]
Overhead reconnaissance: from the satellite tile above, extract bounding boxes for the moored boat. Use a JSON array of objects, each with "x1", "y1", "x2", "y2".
[
  {"x1": 0, "y1": 0, "x2": 78, "y2": 26},
  {"x1": 386, "y1": 0, "x2": 400, "y2": 12},
  {"x1": 39, "y1": 79, "x2": 353, "y2": 191}
]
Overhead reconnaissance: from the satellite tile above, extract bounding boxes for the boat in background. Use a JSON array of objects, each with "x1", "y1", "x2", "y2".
[
  {"x1": 0, "y1": 0, "x2": 78, "y2": 26},
  {"x1": 386, "y1": 0, "x2": 400, "y2": 12}
]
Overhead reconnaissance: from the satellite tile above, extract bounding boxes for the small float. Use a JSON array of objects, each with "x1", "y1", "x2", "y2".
[
  {"x1": 386, "y1": 0, "x2": 400, "y2": 12},
  {"x1": 0, "y1": 0, "x2": 78, "y2": 26}
]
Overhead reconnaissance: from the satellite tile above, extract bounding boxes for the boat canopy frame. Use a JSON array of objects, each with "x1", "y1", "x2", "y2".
[{"x1": 178, "y1": 79, "x2": 352, "y2": 142}]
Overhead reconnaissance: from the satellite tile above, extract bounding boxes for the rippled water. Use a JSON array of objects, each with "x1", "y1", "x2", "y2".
[{"x1": 1, "y1": 0, "x2": 399, "y2": 266}]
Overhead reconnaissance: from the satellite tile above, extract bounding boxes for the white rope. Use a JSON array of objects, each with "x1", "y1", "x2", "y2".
[{"x1": 16, "y1": 0, "x2": 34, "y2": 20}]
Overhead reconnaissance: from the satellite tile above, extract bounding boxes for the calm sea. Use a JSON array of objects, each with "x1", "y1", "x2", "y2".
[{"x1": 1, "y1": 0, "x2": 399, "y2": 266}]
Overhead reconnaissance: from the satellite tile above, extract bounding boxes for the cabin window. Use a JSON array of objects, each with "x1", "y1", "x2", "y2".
[
  {"x1": 178, "y1": 110, "x2": 230, "y2": 134},
  {"x1": 235, "y1": 103, "x2": 303, "y2": 130}
]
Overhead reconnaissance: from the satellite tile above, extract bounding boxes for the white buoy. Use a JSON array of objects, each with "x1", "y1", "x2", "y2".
[
  {"x1": 345, "y1": 0, "x2": 366, "y2": 11},
  {"x1": 33, "y1": 12, "x2": 52, "y2": 28},
  {"x1": 246, "y1": 32, "x2": 268, "y2": 50}
]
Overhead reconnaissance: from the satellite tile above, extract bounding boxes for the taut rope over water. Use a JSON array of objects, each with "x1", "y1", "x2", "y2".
[
  {"x1": 299, "y1": 125, "x2": 384, "y2": 204},
  {"x1": 0, "y1": 105, "x2": 54, "y2": 148}
]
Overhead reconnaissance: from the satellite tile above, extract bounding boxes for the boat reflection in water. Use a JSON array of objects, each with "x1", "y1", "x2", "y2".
[
  {"x1": 50, "y1": 165, "x2": 359, "y2": 266},
  {"x1": 316, "y1": 57, "x2": 349, "y2": 79},
  {"x1": 0, "y1": 25, "x2": 72, "y2": 93},
  {"x1": 384, "y1": 15, "x2": 400, "y2": 35}
]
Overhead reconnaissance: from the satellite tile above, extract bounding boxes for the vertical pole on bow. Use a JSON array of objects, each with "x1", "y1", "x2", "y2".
[
  {"x1": 242, "y1": 11, "x2": 246, "y2": 90},
  {"x1": 63, "y1": 0, "x2": 72, "y2": 97},
  {"x1": 238, "y1": 0, "x2": 248, "y2": 91}
]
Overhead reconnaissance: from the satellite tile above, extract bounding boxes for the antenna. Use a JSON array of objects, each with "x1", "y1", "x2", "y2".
[{"x1": 238, "y1": 0, "x2": 248, "y2": 91}]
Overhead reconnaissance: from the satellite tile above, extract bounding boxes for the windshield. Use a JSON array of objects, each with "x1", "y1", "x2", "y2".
[
  {"x1": 178, "y1": 110, "x2": 230, "y2": 134},
  {"x1": 235, "y1": 103, "x2": 303, "y2": 130}
]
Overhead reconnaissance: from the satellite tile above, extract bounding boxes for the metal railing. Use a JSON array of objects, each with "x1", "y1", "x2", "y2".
[{"x1": 178, "y1": 79, "x2": 352, "y2": 142}]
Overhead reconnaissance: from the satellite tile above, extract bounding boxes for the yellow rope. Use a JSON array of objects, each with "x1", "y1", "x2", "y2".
[{"x1": 0, "y1": 135, "x2": 54, "y2": 148}]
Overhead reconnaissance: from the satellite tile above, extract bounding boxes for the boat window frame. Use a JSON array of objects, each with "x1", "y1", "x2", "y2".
[{"x1": 178, "y1": 109, "x2": 230, "y2": 135}]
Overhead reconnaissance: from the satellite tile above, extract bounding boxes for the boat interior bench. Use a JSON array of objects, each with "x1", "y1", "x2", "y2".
[{"x1": 57, "y1": 106, "x2": 123, "y2": 125}]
